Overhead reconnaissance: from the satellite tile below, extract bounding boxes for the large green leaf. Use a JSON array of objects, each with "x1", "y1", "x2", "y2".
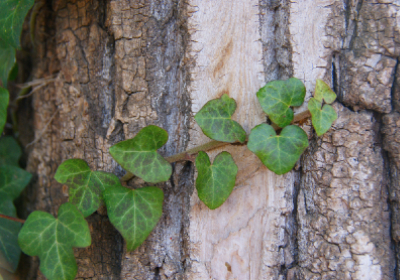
[
  {"x1": 0, "y1": 195, "x2": 21, "y2": 273},
  {"x1": 308, "y1": 98, "x2": 337, "y2": 136},
  {"x1": 109, "y1": 125, "x2": 172, "y2": 183},
  {"x1": 0, "y1": 88, "x2": 9, "y2": 135},
  {"x1": 256, "y1": 78, "x2": 306, "y2": 128},
  {"x1": 0, "y1": 0, "x2": 34, "y2": 48},
  {"x1": 0, "y1": 40, "x2": 16, "y2": 87},
  {"x1": 54, "y1": 159, "x2": 120, "y2": 217},
  {"x1": 103, "y1": 185, "x2": 163, "y2": 251},
  {"x1": 195, "y1": 151, "x2": 238, "y2": 209},
  {"x1": 314, "y1": 79, "x2": 336, "y2": 104},
  {"x1": 194, "y1": 94, "x2": 246, "y2": 143},
  {"x1": 0, "y1": 165, "x2": 31, "y2": 200},
  {"x1": 18, "y1": 202, "x2": 91, "y2": 280},
  {"x1": 247, "y1": 124, "x2": 308, "y2": 175},
  {"x1": 0, "y1": 136, "x2": 21, "y2": 166}
]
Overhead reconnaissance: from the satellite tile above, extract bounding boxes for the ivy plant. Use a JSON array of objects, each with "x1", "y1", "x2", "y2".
[
  {"x1": 308, "y1": 79, "x2": 338, "y2": 136},
  {"x1": 109, "y1": 125, "x2": 172, "y2": 183},
  {"x1": 195, "y1": 151, "x2": 238, "y2": 209},
  {"x1": 194, "y1": 94, "x2": 246, "y2": 143},
  {"x1": 0, "y1": 5, "x2": 339, "y2": 276},
  {"x1": 256, "y1": 77, "x2": 306, "y2": 128},
  {"x1": 104, "y1": 185, "x2": 164, "y2": 251},
  {"x1": 54, "y1": 159, "x2": 120, "y2": 217},
  {"x1": 18, "y1": 203, "x2": 91, "y2": 280}
]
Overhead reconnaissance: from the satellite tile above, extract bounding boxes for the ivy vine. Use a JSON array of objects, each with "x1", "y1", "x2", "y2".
[{"x1": 0, "y1": 1, "x2": 338, "y2": 279}]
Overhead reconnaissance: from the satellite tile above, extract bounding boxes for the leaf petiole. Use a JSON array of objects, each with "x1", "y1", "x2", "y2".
[{"x1": 0, "y1": 213, "x2": 25, "y2": 223}]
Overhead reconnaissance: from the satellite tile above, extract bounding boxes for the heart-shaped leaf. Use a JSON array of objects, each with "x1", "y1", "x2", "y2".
[
  {"x1": 18, "y1": 202, "x2": 91, "y2": 280},
  {"x1": 109, "y1": 125, "x2": 172, "y2": 183},
  {"x1": 54, "y1": 159, "x2": 121, "y2": 217},
  {"x1": 195, "y1": 151, "x2": 238, "y2": 209},
  {"x1": 0, "y1": 195, "x2": 21, "y2": 273},
  {"x1": 0, "y1": 40, "x2": 16, "y2": 87},
  {"x1": 103, "y1": 185, "x2": 163, "y2": 251},
  {"x1": 314, "y1": 79, "x2": 336, "y2": 104},
  {"x1": 0, "y1": 88, "x2": 9, "y2": 135},
  {"x1": 247, "y1": 124, "x2": 308, "y2": 175},
  {"x1": 194, "y1": 94, "x2": 246, "y2": 143},
  {"x1": 308, "y1": 98, "x2": 337, "y2": 136},
  {"x1": 0, "y1": 136, "x2": 21, "y2": 166},
  {"x1": 256, "y1": 78, "x2": 306, "y2": 128},
  {"x1": 0, "y1": 165, "x2": 32, "y2": 200},
  {"x1": 0, "y1": 0, "x2": 35, "y2": 49}
]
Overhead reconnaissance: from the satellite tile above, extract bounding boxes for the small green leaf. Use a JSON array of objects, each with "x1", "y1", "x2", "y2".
[
  {"x1": 54, "y1": 159, "x2": 120, "y2": 217},
  {"x1": 256, "y1": 78, "x2": 306, "y2": 128},
  {"x1": 0, "y1": 165, "x2": 32, "y2": 200},
  {"x1": 0, "y1": 88, "x2": 9, "y2": 135},
  {"x1": 0, "y1": 0, "x2": 35, "y2": 48},
  {"x1": 18, "y1": 202, "x2": 91, "y2": 280},
  {"x1": 247, "y1": 124, "x2": 309, "y2": 175},
  {"x1": 195, "y1": 151, "x2": 238, "y2": 210},
  {"x1": 103, "y1": 185, "x2": 163, "y2": 251},
  {"x1": 194, "y1": 94, "x2": 246, "y2": 143},
  {"x1": 109, "y1": 125, "x2": 172, "y2": 183},
  {"x1": 0, "y1": 40, "x2": 16, "y2": 87},
  {"x1": 0, "y1": 195, "x2": 21, "y2": 273},
  {"x1": 0, "y1": 136, "x2": 21, "y2": 166},
  {"x1": 314, "y1": 79, "x2": 336, "y2": 104},
  {"x1": 308, "y1": 98, "x2": 337, "y2": 136}
]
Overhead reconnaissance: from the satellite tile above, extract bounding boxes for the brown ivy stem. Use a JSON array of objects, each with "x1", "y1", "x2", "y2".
[
  {"x1": 0, "y1": 214, "x2": 25, "y2": 224},
  {"x1": 121, "y1": 110, "x2": 311, "y2": 182}
]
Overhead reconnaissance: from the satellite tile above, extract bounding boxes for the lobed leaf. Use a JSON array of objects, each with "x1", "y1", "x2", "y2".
[
  {"x1": 194, "y1": 94, "x2": 246, "y2": 143},
  {"x1": 103, "y1": 185, "x2": 164, "y2": 251},
  {"x1": 18, "y1": 202, "x2": 91, "y2": 280},
  {"x1": 256, "y1": 78, "x2": 306, "y2": 128},
  {"x1": 308, "y1": 98, "x2": 337, "y2": 136},
  {"x1": 0, "y1": 0, "x2": 35, "y2": 48},
  {"x1": 0, "y1": 165, "x2": 32, "y2": 200},
  {"x1": 195, "y1": 151, "x2": 238, "y2": 209},
  {"x1": 0, "y1": 136, "x2": 21, "y2": 166},
  {"x1": 54, "y1": 159, "x2": 120, "y2": 217},
  {"x1": 0, "y1": 40, "x2": 16, "y2": 87},
  {"x1": 0, "y1": 195, "x2": 21, "y2": 273},
  {"x1": 314, "y1": 79, "x2": 336, "y2": 104},
  {"x1": 0, "y1": 88, "x2": 9, "y2": 135},
  {"x1": 247, "y1": 124, "x2": 309, "y2": 175},
  {"x1": 109, "y1": 125, "x2": 172, "y2": 183}
]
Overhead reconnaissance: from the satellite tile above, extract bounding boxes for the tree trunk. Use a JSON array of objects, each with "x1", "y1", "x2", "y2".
[{"x1": 15, "y1": 0, "x2": 400, "y2": 279}]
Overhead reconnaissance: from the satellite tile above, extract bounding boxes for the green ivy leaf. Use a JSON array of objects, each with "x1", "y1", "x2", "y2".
[
  {"x1": 194, "y1": 94, "x2": 246, "y2": 143},
  {"x1": 54, "y1": 159, "x2": 120, "y2": 217},
  {"x1": 0, "y1": 165, "x2": 32, "y2": 200},
  {"x1": 314, "y1": 79, "x2": 336, "y2": 104},
  {"x1": 0, "y1": 195, "x2": 21, "y2": 273},
  {"x1": 0, "y1": 0, "x2": 35, "y2": 49},
  {"x1": 0, "y1": 88, "x2": 9, "y2": 135},
  {"x1": 0, "y1": 40, "x2": 16, "y2": 87},
  {"x1": 18, "y1": 202, "x2": 91, "y2": 280},
  {"x1": 308, "y1": 98, "x2": 337, "y2": 136},
  {"x1": 256, "y1": 78, "x2": 306, "y2": 128},
  {"x1": 195, "y1": 151, "x2": 238, "y2": 210},
  {"x1": 247, "y1": 124, "x2": 308, "y2": 175},
  {"x1": 103, "y1": 185, "x2": 163, "y2": 251},
  {"x1": 109, "y1": 125, "x2": 172, "y2": 183},
  {"x1": 0, "y1": 136, "x2": 21, "y2": 166}
]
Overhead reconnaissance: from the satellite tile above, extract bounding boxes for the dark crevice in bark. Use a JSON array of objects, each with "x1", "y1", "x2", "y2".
[
  {"x1": 348, "y1": 0, "x2": 364, "y2": 50},
  {"x1": 391, "y1": 58, "x2": 399, "y2": 113},
  {"x1": 259, "y1": 0, "x2": 293, "y2": 83}
]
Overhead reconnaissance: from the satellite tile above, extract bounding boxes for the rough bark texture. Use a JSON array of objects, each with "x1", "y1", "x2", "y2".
[{"x1": 13, "y1": 0, "x2": 400, "y2": 279}]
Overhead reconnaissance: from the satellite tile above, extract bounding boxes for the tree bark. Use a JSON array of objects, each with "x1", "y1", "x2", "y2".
[{"x1": 14, "y1": 0, "x2": 400, "y2": 279}]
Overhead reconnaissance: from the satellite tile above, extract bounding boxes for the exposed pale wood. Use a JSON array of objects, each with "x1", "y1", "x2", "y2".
[{"x1": 185, "y1": 1, "x2": 296, "y2": 279}]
